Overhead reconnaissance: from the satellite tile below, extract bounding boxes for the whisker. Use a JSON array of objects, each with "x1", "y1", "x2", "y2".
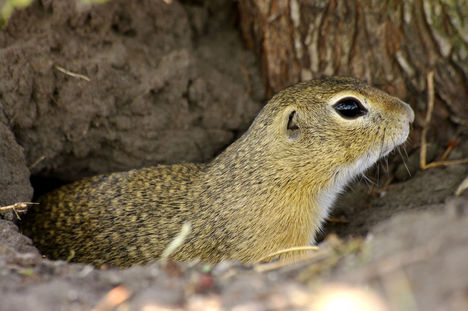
[
  {"x1": 375, "y1": 129, "x2": 387, "y2": 186},
  {"x1": 397, "y1": 146, "x2": 411, "y2": 177},
  {"x1": 379, "y1": 130, "x2": 387, "y2": 160},
  {"x1": 384, "y1": 156, "x2": 389, "y2": 176},
  {"x1": 402, "y1": 145, "x2": 410, "y2": 161},
  {"x1": 360, "y1": 173, "x2": 375, "y2": 187},
  {"x1": 377, "y1": 157, "x2": 389, "y2": 186},
  {"x1": 375, "y1": 160, "x2": 380, "y2": 188}
]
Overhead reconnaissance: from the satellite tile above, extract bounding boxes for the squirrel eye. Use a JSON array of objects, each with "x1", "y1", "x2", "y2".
[{"x1": 333, "y1": 97, "x2": 368, "y2": 119}]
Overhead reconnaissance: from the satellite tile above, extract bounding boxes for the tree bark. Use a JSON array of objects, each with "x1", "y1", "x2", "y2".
[{"x1": 238, "y1": 0, "x2": 468, "y2": 126}]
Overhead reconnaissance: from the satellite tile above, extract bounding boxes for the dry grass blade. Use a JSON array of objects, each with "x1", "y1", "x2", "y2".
[
  {"x1": 255, "y1": 237, "x2": 365, "y2": 274},
  {"x1": 29, "y1": 155, "x2": 46, "y2": 169},
  {"x1": 55, "y1": 65, "x2": 91, "y2": 82},
  {"x1": 254, "y1": 248, "x2": 329, "y2": 273},
  {"x1": 455, "y1": 176, "x2": 468, "y2": 196},
  {"x1": 255, "y1": 245, "x2": 319, "y2": 264},
  {"x1": 160, "y1": 221, "x2": 192, "y2": 263}
]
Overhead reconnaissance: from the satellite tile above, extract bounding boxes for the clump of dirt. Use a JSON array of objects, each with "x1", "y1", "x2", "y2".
[{"x1": 0, "y1": 118, "x2": 33, "y2": 219}]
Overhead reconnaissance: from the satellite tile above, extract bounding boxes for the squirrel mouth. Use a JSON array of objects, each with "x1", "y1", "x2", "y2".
[{"x1": 380, "y1": 122, "x2": 411, "y2": 158}]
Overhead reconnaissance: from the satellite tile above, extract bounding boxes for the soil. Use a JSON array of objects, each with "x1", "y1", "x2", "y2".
[
  {"x1": 0, "y1": 0, "x2": 264, "y2": 184},
  {"x1": 1, "y1": 1, "x2": 467, "y2": 310}
]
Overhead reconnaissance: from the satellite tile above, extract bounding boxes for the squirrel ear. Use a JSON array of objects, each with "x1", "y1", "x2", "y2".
[{"x1": 286, "y1": 110, "x2": 301, "y2": 141}]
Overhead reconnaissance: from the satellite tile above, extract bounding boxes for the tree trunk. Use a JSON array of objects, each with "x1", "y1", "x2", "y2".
[{"x1": 238, "y1": 0, "x2": 468, "y2": 126}]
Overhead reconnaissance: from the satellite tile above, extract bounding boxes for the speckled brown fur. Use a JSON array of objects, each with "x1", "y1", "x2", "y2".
[{"x1": 22, "y1": 77, "x2": 414, "y2": 267}]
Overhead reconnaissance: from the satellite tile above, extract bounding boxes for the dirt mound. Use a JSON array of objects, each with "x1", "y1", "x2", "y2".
[{"x1": 0, "y1": 0, "x2": 263, "y2": 185}]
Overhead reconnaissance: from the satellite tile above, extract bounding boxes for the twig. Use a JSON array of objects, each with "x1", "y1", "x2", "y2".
[
  {"x1": 0, "y1": 202, "x2": 36, "y2": 211},
  {"x1": 439, "y1": 140, "x2": 457, "y2": 161},
  {"x1": 325, "y1": 217, "x2": 349, "y2": 224},
  {"x1": 420, "y1": 72, "x2": 468, "y2": 169},
  {"x1": 0, "y1": 202, "x2": 38, "y2": 220},
  {"x1": 419, "y1": 71, "x2": 434, "y2": 169},
  {"x1": 55, "y1": 65, "x2": 91, "y2": 82},
  {"x1": 422, "y1": 158, "x2": 468, "y2": 169}
]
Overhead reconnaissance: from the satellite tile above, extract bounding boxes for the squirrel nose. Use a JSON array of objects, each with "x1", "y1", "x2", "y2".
[{"x1": 400, "y1": 101, "x2": 415, "y2": 123}]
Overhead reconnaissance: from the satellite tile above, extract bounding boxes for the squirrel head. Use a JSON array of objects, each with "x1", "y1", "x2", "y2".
[{"x1": 248, "y1": 76, "x2": 414, "y2": 189}]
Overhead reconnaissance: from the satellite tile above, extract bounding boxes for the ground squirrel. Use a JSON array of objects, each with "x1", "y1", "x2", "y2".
[{"x1": 22, "y1": 77, "x2": 414, "y2": 267}]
